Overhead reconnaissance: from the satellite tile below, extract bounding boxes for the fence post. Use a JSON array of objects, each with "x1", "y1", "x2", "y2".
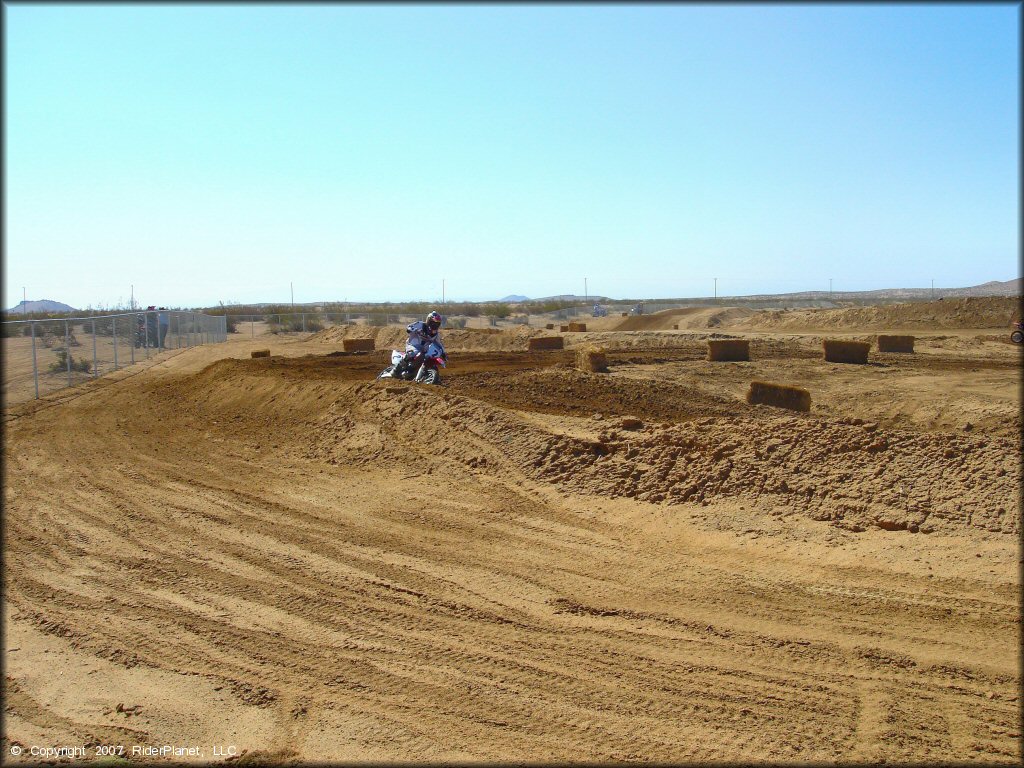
[
  {"x1": 113, "y1": 316, "x2": 119, "y2": 370},
  {"x1": 31, "y1": 321, "x2": 39, "y2": 399},
  {"x1": 130, "y1": 315, "x2": 135, "y2": 365},
  {"x1": 65, "y1": 319, "x2": 72, "y2": 387},
  {"x1": 302, "y1": 313, "x2": 306, "y2": 333},
  {"x1": 142, "y1": 313, "x2": 149, "y2": 359},
  {"x1": 192, "y1": 313, "x2": 196, "y2": 347},
  {"x1": 92, "y1": 319, "x2": 98, "y2": 378},
  {"x1": 251, "y1": 317, "x2": 255, "y2": 338}
]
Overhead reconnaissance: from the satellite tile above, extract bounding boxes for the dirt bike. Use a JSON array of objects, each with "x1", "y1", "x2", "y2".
[
  {"x1": 376, "y1": 339, "x2": 447, "y2": 384},
  {"x1": 1011, "y1": 320, "x2": 1023, "y2": 345}
]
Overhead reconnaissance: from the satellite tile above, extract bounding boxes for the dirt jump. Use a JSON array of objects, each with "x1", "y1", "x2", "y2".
[{"x1": 3, "y1": 296, "x2": 1020, "y2": 763}]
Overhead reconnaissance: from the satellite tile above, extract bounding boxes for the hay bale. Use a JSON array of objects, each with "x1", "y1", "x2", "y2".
[
  {"x1": 823, "y1": 339, "x2": 870, "y2": 364},
  {"x1": 250, "y1": 349, "x2": 270, "y2": 358},
  {"x1": 567, "y1": 322, "x2": 587, "y2": 332},
  {"x1": 877, "y1": 335, "x2": 914, "y2": 353},
  {"x1": 528, "y1": 336, "x2": 564, "y2": 351},
  {"x1": 621, "y1": 312, "x2": 628, "y2": 317},
  {"x1": 576, "y1": 346, "x2": 607, "y2": 372},
  {"x1": 672, "y1": 324, "x2": 679, "y2": 330},
  {"x1": 746, "y1": 381, "x2": 811, "y2": 412},
  {"x1": 707, "y1": 339, "x2": 750, "y2": 361},
  {"x1": 559, "y1": 325, "x2": 570, "y2": 332},
  {"x1": 545, "y1": 323, "x2": 555, "y2": 330},
  {"x1": 342, "y1": 338, "x2": 375, "y2": 352}
]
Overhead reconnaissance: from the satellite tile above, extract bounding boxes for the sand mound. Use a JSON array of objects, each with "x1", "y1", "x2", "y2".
[
  {"x1": 730, "y1": 296, "x2": 1022, "y2": 332},
  {"x1": 613, "y1": 307, "x2": 755, "y2": 331},
  {"x1": 184, "y1": 358, "x2": 1018, "y2": 538},
  {"x1": 308, "y1": 324, "x2": 545, "y2": 352}
]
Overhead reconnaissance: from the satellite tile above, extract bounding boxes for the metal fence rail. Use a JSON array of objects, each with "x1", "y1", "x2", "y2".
[{"x1": 2, "y1": 310, "x2": 227, "y2": 405}]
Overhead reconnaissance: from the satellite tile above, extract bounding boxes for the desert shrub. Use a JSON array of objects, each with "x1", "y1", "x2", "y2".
[
  {"x1": 251, "y1": 349, "x2": 270, "y2": 358},
  {"x1": 48, "y1": 349, "x2": 91, "y2": 374},
  {"x1": 447, "y1": 317, "x2": 467, "y2": 329},
  {"x1": 367, "y1": 314, "x2": 388, "y2": 327}
]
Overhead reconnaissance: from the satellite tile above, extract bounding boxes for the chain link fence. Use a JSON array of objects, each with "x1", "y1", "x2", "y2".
[{"x1": 2, "y1": 310, "x2": 227, "y2": 405}]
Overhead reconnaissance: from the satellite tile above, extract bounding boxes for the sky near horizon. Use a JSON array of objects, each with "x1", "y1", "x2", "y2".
[{"x1": 4, "y1": 2, "x2": 1020, "y2": 309}]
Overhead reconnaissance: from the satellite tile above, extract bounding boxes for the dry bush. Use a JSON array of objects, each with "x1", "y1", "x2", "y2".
[
  {"x1": 568, "y1": 322, "x2": 587, "y2": 332},
  {"x1": 251, "y1": 349, "x2": 270, "y2": 358},
  {"x1": 877, "y1": 335, "x2": 914, "y2": 353},
  {"x1": 823, "y1": 339, "x2": 870, "y2": 364},
  {"x1": 707, "y1": 339, "x2": 750, "y2": 361},
  {"x1": 576, "y1": 346, "x2": 608, "y2": 372},
  {"x1": 528, "y1": 336, "x2": 564, "y2": 351},
  {"x1": 746, "y1": 381, "x2": 811, "y2": 412},
  {"x1": 343, "y1": 338, "x2": 375, "y2": 352}
]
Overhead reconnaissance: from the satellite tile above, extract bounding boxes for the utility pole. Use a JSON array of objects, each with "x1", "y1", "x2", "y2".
[
  {"x1": 829, "y1": 278, "x2": 833, "y2": 299},
  {"x1": 442, "y1": 279, "x2": 445, "y2": 305},
  {"x1": 131, "y1": 284, "x2": 134, "y2": 310},
  {"x1": 584, "y1": 277, "x2": 588, "y2": 305},
  {"x1": 931, "y1": 279, "x2": 934, "y2": 300},
  {"x1": 713, "y1": 278, "x2": 717, "y2": 300},
  {"x1": 23, "y1": 287, "x2": 26, "y2": 314}
]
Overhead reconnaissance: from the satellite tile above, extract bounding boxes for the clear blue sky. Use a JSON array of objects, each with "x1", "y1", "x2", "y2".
[{"x1": 4, "y1": 2, "x2": 1019, "y2": 308}]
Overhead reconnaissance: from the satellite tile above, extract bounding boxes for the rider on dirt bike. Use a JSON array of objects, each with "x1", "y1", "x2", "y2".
[{"x1": 392, "y1": 311, "x2": 443, "y2": 379}]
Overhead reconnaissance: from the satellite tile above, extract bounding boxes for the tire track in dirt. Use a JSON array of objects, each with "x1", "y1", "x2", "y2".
[{"x1": 4, "y1": 340, "x2": 1020, "y2": 762}]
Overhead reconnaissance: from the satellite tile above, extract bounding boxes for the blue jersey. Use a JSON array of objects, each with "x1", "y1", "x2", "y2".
[{"x1": 405, "y1": 321, "x2": 440, "y2": 353}]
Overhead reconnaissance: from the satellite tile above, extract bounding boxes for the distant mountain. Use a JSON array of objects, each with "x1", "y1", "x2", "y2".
[
  {"x1": 720, "y1": 278, "x2": 1022, "y2": 303},
  {"x1": 6, "y1": 299, "x2": 78, "y2": 314},
  {"x1": 498, "y1": 295, "x2": 530, "y2": 303},
  {"x1": 530, "y1": 294, "x2": 612, "y2": 303}
]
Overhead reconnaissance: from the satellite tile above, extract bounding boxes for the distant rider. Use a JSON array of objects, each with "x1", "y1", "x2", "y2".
[{"x1": 393, "y1": 311, "x2": 442, "y2": 379}]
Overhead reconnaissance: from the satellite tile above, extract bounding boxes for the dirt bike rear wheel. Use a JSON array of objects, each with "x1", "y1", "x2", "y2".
[
  {"x1": 1011, "y1": 331, "x2": 1023, "y2": 344},
  {"x1": 420, "y1": 368, "x2": 440, "y2": 385}
]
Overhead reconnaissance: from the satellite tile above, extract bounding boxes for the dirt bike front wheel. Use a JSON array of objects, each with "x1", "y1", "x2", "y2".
[
  {"x1": 1011, "y1": 331, "x2": 1023, "y2": 344},
  {"x1": 420, "y1": 368, "x2": 440, "y2": 385}
]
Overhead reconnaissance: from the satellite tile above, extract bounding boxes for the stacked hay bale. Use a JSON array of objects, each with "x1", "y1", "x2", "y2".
[
  {"x1": 342, "y1": 338, "x2": 375, "y2": 352},
  {"x1": 251, "y1": 349, "x2": 270, "y2": 358},
  {"x1": 576, "y1": 345, "x2": 608, "y2": 372},
  {"x1": 877, "y1": 335, "x2": 914, "y2": 353},
  {"x1": 545, "y1": 323, "x2": 555, "y2": 330},
  {"x1": 559, "y1": 325, "x2": 570, "y2": 332},
  {"x1": 528, "y1": 336, "x2": 564, "y2": 351},
  {"x1": 823, "y1": 339, "x2": 870, "y2": 364},
  {"x1": 746, "y1": 381, "x2": 811, "y2": 412},
  {"x1": 707, "y1": 339, "x2": 750, "y2": 361},
  {"x1": 567, "y1": 322, "x2": 587, "y2": 332}
]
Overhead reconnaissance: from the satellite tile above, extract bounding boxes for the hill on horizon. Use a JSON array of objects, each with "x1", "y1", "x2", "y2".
[{"x1": 6, "y1": 299, "x2": 78, "y2": 314}]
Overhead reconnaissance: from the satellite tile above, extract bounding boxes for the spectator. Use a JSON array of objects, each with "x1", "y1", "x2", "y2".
[
  {"x1": 158, "y1": 307, "x2": 170, "y2": 349},
  {"x1": 146, "y1": 306, "x2": 158, "y2": 347}
]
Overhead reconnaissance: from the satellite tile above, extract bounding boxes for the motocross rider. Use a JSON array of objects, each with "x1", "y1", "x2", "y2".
[{"x1": 393, "y1": 311, "x2": 443, "y2": 379}]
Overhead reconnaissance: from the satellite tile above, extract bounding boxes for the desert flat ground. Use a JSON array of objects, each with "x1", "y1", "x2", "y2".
[{"x1": 3, "y1": 299, "x2": 1021, "y2": 764}]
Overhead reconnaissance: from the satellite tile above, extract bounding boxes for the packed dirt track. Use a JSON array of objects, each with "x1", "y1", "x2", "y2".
[{"x1": 3, "y1": 298, "x2": 1022, "y2": 763}]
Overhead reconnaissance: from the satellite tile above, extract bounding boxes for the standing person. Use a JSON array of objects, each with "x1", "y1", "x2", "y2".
[
  {"x1": 158, "y1": 307, "x2": 170, "y2": 349},
  {"x1": 146, "y1": 306, "x2": 158, "y2": 347},
  {"x1": 392, "y1": 311, "x2": 442, "y2": 379}
]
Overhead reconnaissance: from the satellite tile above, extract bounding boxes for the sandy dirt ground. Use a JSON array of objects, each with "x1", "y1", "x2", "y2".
[{"x1": 3, "y1": 298, "x2": 1021, "y2": 764}]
